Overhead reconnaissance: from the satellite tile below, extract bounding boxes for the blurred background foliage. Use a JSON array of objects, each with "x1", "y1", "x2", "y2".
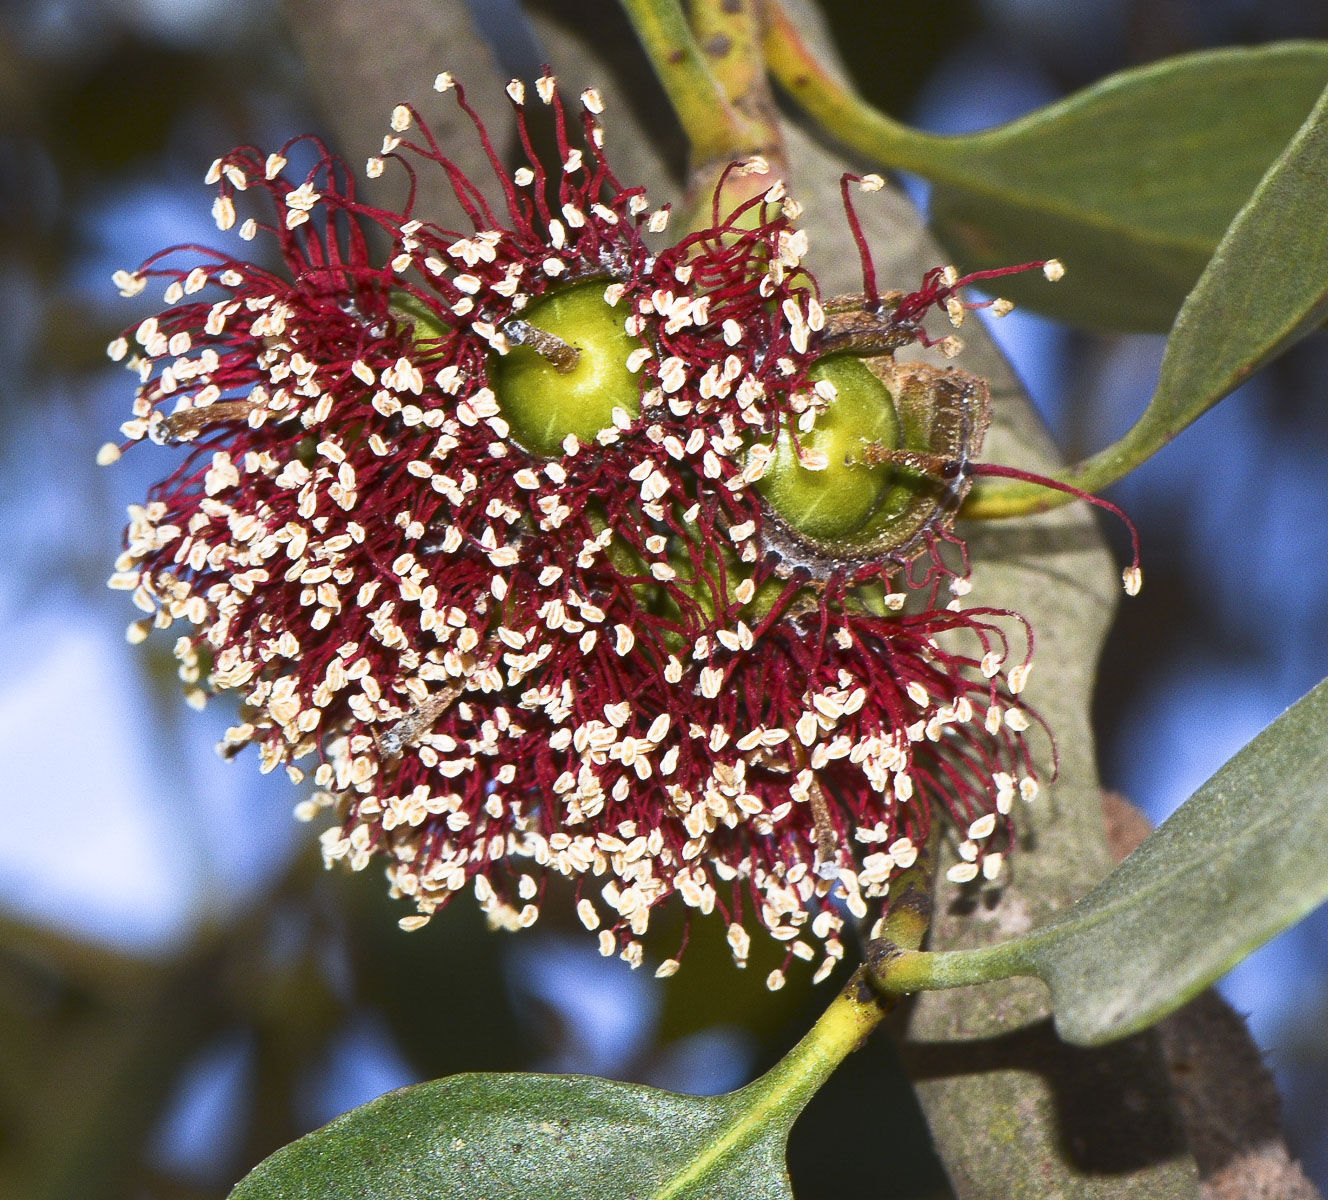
[{"x1": 1, "y1": 1, "x2": 1326, "y2": 1197}]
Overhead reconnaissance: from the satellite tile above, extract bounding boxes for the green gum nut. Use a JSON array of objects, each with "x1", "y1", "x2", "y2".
[
  {"x1": 490, "y1": 282, "x2": 644, "y2": 457},
  {"x1": 756, "y1": 354, "x2": 900, "y2": 541}
]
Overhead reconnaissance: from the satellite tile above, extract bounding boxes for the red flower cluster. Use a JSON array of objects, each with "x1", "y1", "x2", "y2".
[{"x1": 105, "y1": 73, "x2": 1049, "y2": 986}]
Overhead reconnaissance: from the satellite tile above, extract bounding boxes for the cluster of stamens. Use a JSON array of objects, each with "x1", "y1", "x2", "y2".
[{"x1": 104, "y1": 72, "x2": 1053, "y2": 988}]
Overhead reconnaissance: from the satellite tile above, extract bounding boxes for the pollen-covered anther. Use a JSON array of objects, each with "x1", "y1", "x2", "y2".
[
  {"x1": 212, "y1": 196, "x2": 236, "y2": 231},
  {"x1": 285, "y1": 181, "x2": 321, "y2": 212},
  {"x1": 968, "y1": 814, "x2": 997, "y2": 840},
  {"x1": 946, "y1": 861, "x2": 980, "y2": 884},
  {"x1": 1005, "y1": 708, "x2": 1031, "y2": 733},
  {"x1": 112, "y1": 270, "x2": 148, "y2": 298}
]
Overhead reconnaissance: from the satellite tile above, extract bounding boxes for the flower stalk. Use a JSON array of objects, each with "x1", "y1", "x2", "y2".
[
  {"x1": 622, "y1": 0, "x2": 788, "y2": 224},
  {"x1": 619, "y1": 0, "x2": 770, "y2": 169},
  {"x1": 712, "y1": 840, "x2": 940, "y2": 1160},
  {"x1": 761, "y1": 0, "x2": 951, "y2": 177}
]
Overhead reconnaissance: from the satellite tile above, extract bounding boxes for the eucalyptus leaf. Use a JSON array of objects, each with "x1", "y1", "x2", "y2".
[
  {"x1": 964, "y1": 71, "x2": 1328, "y2": 517},
  {"x1": 227, "y1": 967, "x2": 892, "y2": 1200},
  {"x1": 229, "y1": 1074, "x2": 772, "y2": 1200},
  {"x1": 766, "y1": 10, "x2": 1328, "y2": 331},
  {"x1": 926, "y1": 44, "x2": 1328, "y2": 330},
  {"x1": 227, "y1": 1024, "x2": 876, "y2": 1200},
  {"x1": 884, "y1": 677, "x2": 1328, "y2": 1047},
  {"x1": 1026, "y1": 676, "x2": 1328, "y2": 1045},
  {"x1": 1062, "y1": 75, "x2": 1328, "y2": 494}
]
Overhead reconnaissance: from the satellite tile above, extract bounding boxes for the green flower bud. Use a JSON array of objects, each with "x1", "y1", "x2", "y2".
[{"x1": 491, "y1": 282, "x2": 644, "y2": 456}]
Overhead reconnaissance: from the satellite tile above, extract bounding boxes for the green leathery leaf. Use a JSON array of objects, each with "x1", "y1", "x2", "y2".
[
  {"x1": 924, "y1": 44, "x2": 1328, "y2": 330},
  {"x1": 769, "y1": 15, "x2": 1328, "y2": 331},
  {"x1": 964, "y1": 73, "x2": 1328, "y2": 517},
  {"x1": 223, "y1": 967, "x2": 881, "y2": 1198},
  {"x1": 1023, "y1": 675, "x2": 1328, "y2": 1044},
  {"x1": 227, "y1": 1060, "x2": 828, "y2": 1200},
  {"x1": 1067, "y1": 76, "x2": 1328, "y2": 490},
  {"x1": 883, "y1": 678, "x2": 1328, "y2": 1047}
]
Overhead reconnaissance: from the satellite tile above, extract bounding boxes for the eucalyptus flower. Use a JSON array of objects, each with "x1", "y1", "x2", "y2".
[{"x1": 102, "y1": 73, "x2": 1121, "y2": 987}]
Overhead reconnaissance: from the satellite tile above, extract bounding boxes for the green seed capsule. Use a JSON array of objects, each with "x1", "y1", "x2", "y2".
[
  {"x1": 490, "y1": 282, "x2": 644, "y2": 456},
  {"x1": 757, "y1": 354, "x2": 901, "y2": 541},
  {"x1": 756, "y1": 348, "x2": 991, "y2": 573}
]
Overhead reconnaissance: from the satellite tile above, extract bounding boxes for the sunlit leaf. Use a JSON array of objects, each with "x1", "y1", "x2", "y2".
[
  {"x1": 766, "y1": 9, "x2": 1328, "y2": 330},
  {"x1": 227, "y1": 972, "x2": 886, "y2": 1200},
  {"x1": 883, "y1": 678, "x2": 1328, "y2": 1047},
  {"x1": 925, "y1": 44, "x2": 1328, "y2": 329},
  {"x1": 964, "y1": 73, "x2": 1328, "y2": 516},
  {"x1": 1025, "y1": 676, "x2": 1328, "y2": 1044},
  {"x1": 229, "y1": 1072, "x2": 796, "y2": 1200}
]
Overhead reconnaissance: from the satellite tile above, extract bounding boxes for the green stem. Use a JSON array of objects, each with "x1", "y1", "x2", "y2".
[
  {"x1": 655, "y1": 843, "x2": 945, "y2": 1197},
  {"x1": 740, "y1": 965, "x2": 888, "y2": 1115},
  {"x1": 619, "y1": 0, "x2": 762, "y2": 166},
  {"x1": 747, "y1": 847, "x2": 941, "y2": 1100},
  {"x1": 960, "y1": 431, "x2": 1166, "y2": 518},
  {"x1": 869, "y1": 940, "x2": 1031, "y2": 995},
  {"x1": 762, "y1": 0, "x2": 964, "y2": 179},
  {"x1": 688, "y1": 0, "x2": 774, "y2": 142},
  {"x1": 653, "y1": 965, "x2": 887, "y2": 1200},
  {"x1": 877, "y1": 832, "x2": 937, "y2": 950},
  {"x1": 864, "y1": 838, "x2": 1036, "y2": 998}
]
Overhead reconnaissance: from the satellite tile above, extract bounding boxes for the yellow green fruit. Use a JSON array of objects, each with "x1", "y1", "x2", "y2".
[
  {"x1": 490, "y1": 282, "x2": 644, "y2": 456},
  {"x1": 757, "y1": 354, "x2": 900, "y2": 540}
]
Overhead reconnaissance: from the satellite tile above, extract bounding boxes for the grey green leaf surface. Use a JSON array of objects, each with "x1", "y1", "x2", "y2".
[
  {"x1": 965, "y1": 74, "x2": 1328, "y2": 518},
  {"x1": 227, "y1": 969, "x2": 885, "y2": 1200},
  {"x1": 925, "y1": 45, "x2": 1328, "y2": 330},
  {"x1": 227, "y1": 1074, "x2": 786, "y2": 1200},
  {"x1": 766, "y1": 8, "x2": 1328, "y2": 331},
  {"x1": 878, "y1": 678, "x2": 1328, "y2": 1047}
]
